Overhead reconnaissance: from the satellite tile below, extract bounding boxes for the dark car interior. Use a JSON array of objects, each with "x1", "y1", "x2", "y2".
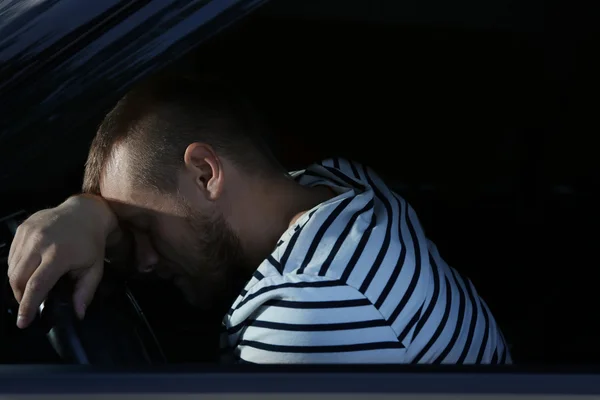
[{"x1": 1, "y1": 0, "x2": 598, "y2": 367}]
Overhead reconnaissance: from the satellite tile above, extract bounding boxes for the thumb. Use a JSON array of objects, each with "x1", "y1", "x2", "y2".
[{"x1": 72, "y1": 262, "x2": 103, "y2": 320}]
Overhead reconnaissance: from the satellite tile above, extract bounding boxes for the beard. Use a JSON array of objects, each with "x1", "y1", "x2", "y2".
[{"x1": 166, "y1": 201, "x2": 250, "y2": 315}]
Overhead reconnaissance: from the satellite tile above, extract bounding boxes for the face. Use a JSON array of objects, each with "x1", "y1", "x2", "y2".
[{"x1": 100, "y1": 143, "x2": 247, "y2": 312}]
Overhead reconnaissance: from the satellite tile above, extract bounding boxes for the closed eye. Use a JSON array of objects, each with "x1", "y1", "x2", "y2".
[{"x1": 120, "y1": 216, "x2": 151, "y2": 233}]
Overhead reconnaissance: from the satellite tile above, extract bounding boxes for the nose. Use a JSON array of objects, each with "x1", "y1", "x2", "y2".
[{"x1": 132, "y1": 230, "x2": 159, "y2": 273}]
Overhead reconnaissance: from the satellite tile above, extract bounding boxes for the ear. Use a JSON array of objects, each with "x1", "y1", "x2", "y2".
[{"x1": 183, "y1": 142, "x2": 224, "y2": 201}]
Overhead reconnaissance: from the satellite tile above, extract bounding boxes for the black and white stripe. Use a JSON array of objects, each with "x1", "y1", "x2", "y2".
[{"x1": 220, "y1": 158, "x2": 511, "y2": 364}]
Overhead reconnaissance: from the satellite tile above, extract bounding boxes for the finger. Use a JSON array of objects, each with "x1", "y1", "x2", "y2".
[
  {"x1": 7, "y1": 225, "x2": 26, "y2": 272},
  {"x1": 8, "y1": 251, "x2": 42, "y2": 304},
  {"x1": 8, "y1": 224, "x2": 42, "y2": 285},
  {"x1": 72, "y1": 262, "x2": 103, "y2": 320},
  {"x1": 16, "y1": 257, "x2": 65, "y2": 329},
  {"x1": 7, "y1": 235, "x2": 17, "y2": 268}
]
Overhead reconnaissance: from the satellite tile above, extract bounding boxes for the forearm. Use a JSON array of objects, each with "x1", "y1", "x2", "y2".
[
  {"x1": 63, "y1": 194, "x2": 134, "y2": 266},
  {"x1": 63, "y1": 193, "x2": 119, "y2": 238}
]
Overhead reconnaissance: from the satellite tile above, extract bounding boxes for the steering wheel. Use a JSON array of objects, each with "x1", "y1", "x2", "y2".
[
  {"x1": 2, "y1": 267, "x2": 166, "y2": 366},
  {"x1": 39, "y1": 270, "x2": 167, "y2": 365},
  {"x1": 1, "y1": 211, "x2": 166, "y2": 365}
]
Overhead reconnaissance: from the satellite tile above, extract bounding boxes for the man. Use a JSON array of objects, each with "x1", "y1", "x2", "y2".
[{"x1": 7, "y1": 75, "x2": 511, "y2": 364}]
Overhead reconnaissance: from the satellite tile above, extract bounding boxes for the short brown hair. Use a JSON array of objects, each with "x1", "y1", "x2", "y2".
[{"x1": 82, "y1": 74, "x2": 281, "y2": 195}]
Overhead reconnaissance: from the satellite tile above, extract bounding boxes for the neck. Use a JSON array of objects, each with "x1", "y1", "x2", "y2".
[{"x1": 230, "y1": 173, "x2": 335, "y2": 269}]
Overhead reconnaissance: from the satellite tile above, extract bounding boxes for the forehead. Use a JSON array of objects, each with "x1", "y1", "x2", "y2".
[{"x1": 99, "y1": 143, "x2": 182, "y2": 218}]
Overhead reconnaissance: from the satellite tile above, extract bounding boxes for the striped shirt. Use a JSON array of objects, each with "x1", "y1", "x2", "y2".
[{"x1": 220, "y1": 158, "x2": 511, "y2": 364}]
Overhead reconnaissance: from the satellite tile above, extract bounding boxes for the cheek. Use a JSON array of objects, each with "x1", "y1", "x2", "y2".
[{"x1": 153, "y1": 216, "x2": 193, "y2": 256}]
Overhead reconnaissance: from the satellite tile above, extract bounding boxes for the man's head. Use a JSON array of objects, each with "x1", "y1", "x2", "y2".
[{"x1": 83, "y1": 75, "x2": 284, "y2": 309}]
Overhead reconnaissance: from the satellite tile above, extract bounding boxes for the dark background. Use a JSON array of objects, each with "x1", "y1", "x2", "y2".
[
  {"x1": 1, "y1": 0, "x2": 599, "y2": 365},
  {"x1": 158, "y1": 0, "x2": 600, "y2": 364}
]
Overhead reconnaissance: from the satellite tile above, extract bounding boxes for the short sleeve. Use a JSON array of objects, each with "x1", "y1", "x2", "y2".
[{"x1": 227, "y1": 276, "x2": 406, "y2": 364}]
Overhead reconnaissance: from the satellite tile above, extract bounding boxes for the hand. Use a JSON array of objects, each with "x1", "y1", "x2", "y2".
[{"x1": 7, "y1": 195, "x2": 118, "y2": 328}]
